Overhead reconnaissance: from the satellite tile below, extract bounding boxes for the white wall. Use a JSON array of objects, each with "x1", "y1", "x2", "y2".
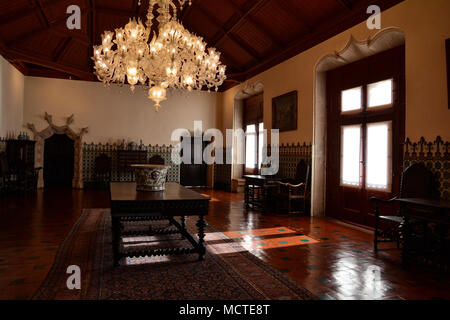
[
  {"x1": 23, "y1": 76, "x2": 218, "y2": 145},
  {"x1": 0, "y1": 56, "x2": 24, "y2": 137}
]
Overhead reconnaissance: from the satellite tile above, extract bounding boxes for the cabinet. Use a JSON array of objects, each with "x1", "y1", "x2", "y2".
[{"x1": 5, "y1": 140, "x2": 39, "y2": 192}]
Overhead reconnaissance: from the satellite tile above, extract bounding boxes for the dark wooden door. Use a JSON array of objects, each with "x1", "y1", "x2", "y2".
[
  {"x1": 326, "y1": 46, "x2": 405, "y2": 227},
  {"x1": 44, "y1": 134, "x2": 74, "y2": 188},
  {"x1": 180, "y1": 137, "x2": 208, "y2": 187}
]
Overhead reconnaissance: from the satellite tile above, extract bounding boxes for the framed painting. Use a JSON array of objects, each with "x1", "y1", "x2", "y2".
[{"x1": 272, "y1": 91, "x2": 298, "y2": 132}]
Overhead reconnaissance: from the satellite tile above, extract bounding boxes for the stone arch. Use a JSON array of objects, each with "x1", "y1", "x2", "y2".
[
  {"x1": 27, "y1": 113, "x2": 88, "y2": 188},
  {"x1": 311, "y1": 27, "x2": 406, "y2": 216}
]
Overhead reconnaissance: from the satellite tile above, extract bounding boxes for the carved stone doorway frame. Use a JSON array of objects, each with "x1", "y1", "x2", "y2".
[
  {"x1": 27, "y1": 113, "x2": 88, "y2": 189},
  {"x1": 312, "y1": 27, "x2": 405, "y2": 217}
]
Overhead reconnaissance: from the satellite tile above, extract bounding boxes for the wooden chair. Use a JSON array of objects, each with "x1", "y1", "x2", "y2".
[
  {"x1": 0, "y1": 152, "x2": 11, "y2": 193},
  {"x1": 370, "y1": 163, "x2": 437, "y2": 252},
  {"x1": 94, "y1": 153, "x2": 112, "y2": 184},
  {"x1": 274, "y1": 159, "x2": 311, "y2": 214}
]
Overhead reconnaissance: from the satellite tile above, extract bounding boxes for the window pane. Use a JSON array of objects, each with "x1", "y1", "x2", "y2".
[
  {"x1": 246, "y1": 124, "x2": 256, "y2": 133},
  {"x1": 366, "y1": 122, "x2": 391, "y2": 190},
  {"x1": 341, "y1": 125, "x2": 361, "y2": 186},
  {"x1": 258, "y1": 122, "x2": 264, "y2": 169},
  {"x1": 368, "y1": 79, "x2": 392, "y2": 108},
  {"x1": 246, "y1": 125, "x2": 256, "y2": 169},
  {"x1": 341, "y1": 87, "x2": 362, "y2": 112}
]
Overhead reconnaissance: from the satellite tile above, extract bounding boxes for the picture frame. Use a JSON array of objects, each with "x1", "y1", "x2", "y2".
[{"x1": 272, "y1": 90, "x2": 298, "y2": 132}]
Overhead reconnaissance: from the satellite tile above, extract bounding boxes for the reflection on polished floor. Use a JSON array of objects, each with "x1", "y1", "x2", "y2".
[{"x1": 0, "y1": 188, "x2": 449, "y2": 300}]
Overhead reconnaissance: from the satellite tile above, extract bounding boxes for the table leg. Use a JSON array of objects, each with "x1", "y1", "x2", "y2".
[
  {"x1": 402, "y1": 215, "x2": 409, "y2": 269},
  {"x1": 112, "y1": 216, "x2": 121, "y2": 267},
  {"x1": 181, "y1": 216, "x2": 186, "y2": 239},
  {"x1": 196, "y1": 214, "x2": 206, "y2": 261},
  {"x1": 245, "y1": 183, "x2": 249, "y2": 208}
]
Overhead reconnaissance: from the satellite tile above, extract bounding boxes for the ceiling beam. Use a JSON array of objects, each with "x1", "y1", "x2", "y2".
[
  {"x1": 3, "y1": 47, "x2": 95, "y2": 81},
  {"x1": 227, "y1": 0, "x2": 284, "y2": 47},
  {"x1": 12, "y1": 61, "x2": 30, "y2": 76},
  {"x1": 31, "y1": 0, "x2": 50, "y2": 28},
  {"x1": 6, "y1": 7, "x2": 91, "y2": 47},
  {"x1": 0, "y1": 0, "x2": 69, "y2": 26},
  {"x1": 212, "y1": 0, "x2": 271, "y2": 47},
  {"x1": 195, "y1": 4, "x2": 261, "y2": 61},
  {"x1": 271, "y1": 0, "x2": 313, "y2": 33},
  {"x1": 337, "y1": 0, "x2": 353, "y2": 10},
  {"x1": 27, "y1": 67, "x2": 77, "y2": 80},
  {"x1": 53, "y1": 37, "x2": 72, "y2": 62}
]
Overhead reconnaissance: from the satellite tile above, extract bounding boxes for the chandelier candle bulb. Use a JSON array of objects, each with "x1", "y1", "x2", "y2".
[{"x1": 92, "y1": 0, "x2": 226, "y2": 111}]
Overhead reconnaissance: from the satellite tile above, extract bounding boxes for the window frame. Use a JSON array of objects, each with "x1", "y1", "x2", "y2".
[
  {"x1": 244, "y1": 121, "x2": 264, "y2": 175},
  {"x1": 366, "y1": 78, "x2": 394, "y2": 111},
  {"x1": 340, "y1": 124, "x2": 362, "y2": 188},
  {"x1": 340, "y1": 86, "x2": 363, "y2": 114}
]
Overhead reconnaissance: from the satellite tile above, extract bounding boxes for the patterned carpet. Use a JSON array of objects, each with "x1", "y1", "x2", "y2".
[{"x1": 33, "y1": 209, "x2": 316, "y2": 300}]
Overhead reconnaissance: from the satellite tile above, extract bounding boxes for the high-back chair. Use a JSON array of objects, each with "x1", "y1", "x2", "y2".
[
  {"x1": 371, "y1": 163, "x2": 437, "y2": 251},
  {"x1": 94, "y1": 153, "x2": 112, "y2": 183},
  {"x1": 275, "y1": 159, "x2": 311, "y2": 214}
]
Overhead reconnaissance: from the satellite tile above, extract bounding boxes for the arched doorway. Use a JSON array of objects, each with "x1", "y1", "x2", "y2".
[
  {"x1": 44, "y1": 134, "x2": 74, "y2": 188},
  {"x1": 232, "y1": 82, "x2": 264, "y2": 180},
  {"x1": 312, "y1": 28, "x2": 406, "y2": 218}
]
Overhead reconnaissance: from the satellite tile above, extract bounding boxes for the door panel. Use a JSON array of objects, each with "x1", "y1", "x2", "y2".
[{"x1": 180, "y1": 137, "x2": 208, "y2": 187}]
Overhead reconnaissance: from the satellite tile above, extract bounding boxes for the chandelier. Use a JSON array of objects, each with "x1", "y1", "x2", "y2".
[{"x1": 92, "y1": 0, "x2": 227, "y2": 111}]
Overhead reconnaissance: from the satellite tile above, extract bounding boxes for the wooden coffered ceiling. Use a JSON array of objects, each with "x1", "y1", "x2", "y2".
[{"x1": 0, "y1": 0, "x2": 404, "y2": 90}]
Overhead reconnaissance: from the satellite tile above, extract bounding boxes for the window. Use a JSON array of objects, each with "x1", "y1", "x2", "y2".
[
  {"x1": 243, "y1": 93, "x2": 263, "y2": 174},
  {"x1": 340, "y1": 125, "x2": 362, "y2": 187},
  {"x1": 368, "y1": 79, "x2": 393, "y2": 108},
  {"x1": 245, "y1": 124, "x2": 257, "y2": 170},
  {"x1": 341, "y1": 86, "x2": 362, "y2": 112},
  {"x1": 366, "y1": 121, "x2": 392, "y2": 191},
  {"x1": 245, "y1": 122, "x2": 264, "y2": 172}
]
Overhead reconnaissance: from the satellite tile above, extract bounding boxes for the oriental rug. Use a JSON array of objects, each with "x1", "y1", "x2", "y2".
[{"x1": 33, "y1": 209, "x2": 315, "y2": 300}]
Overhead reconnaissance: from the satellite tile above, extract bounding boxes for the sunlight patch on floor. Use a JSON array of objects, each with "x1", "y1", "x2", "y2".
[{"x1": 223, "y1": 227, "x2": 297, "y2": 238}]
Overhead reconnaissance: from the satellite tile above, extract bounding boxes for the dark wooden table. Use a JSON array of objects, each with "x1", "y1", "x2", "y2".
[
  {"x1": 109, "y1": 182, "x2": 210, "y2": 267},
  {"x1": 243, "y1": 175, "x2": 279, "y2": 210},
  {"x1": 396, "y1": 198, "x2": 450, "y2": 268}
]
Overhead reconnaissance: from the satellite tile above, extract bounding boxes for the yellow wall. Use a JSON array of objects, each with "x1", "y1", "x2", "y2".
[{"x1": 219, "y1": 0, "x2": 450, "y2": 143}]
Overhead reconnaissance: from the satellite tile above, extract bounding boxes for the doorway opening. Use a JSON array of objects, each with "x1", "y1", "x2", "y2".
[{"x1": 44, "y1": 134, "x2": 74, "y2": 188}]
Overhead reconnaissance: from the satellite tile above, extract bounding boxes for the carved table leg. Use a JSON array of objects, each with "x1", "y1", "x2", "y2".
[
  {"x1": 112, "y1": 216, "x2": 121, "y2": 267},
  {"x1": 181, "y1": 216, "x2": 186, "y2": 239},
  {"x1": 196, "y1": 214, "x2": 206, "y2": 261},
  {"x1": 402, "y1": 215, "x2": 410, "y2": 269}
]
